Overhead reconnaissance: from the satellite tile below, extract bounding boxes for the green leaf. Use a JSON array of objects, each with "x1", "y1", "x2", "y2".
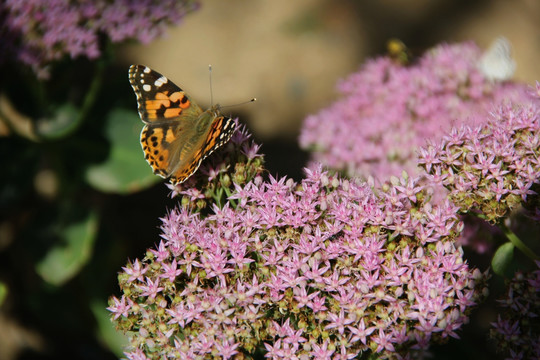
[
  {"x1": 492, "y1": 242, "x2": 515, "y2": 276},
  {"x1": 35, "y1": 210, "x2": 98, "y2": 286},
  {"x1": 35, "y1": 104, "x2": 82, "y2": 139},
  {"x1": 0, "y1": 282, "x2": 7, "y2": 307},
  {"x1": 90, "y1": 299, "x2": 128, "y2": 357},
  {"x1": 85, "y1": 108, "x2": 159, "y2": 194}
]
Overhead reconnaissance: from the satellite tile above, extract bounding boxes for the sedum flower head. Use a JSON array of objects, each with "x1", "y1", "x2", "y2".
[
  {"x1": 109, "y1": 165, "x2": 486, "y2": 359},
  {"x1": 167, "y1": 122, "x2": 265, "y2": 213},
  {"x1": 418, "y1": 100, "x2": 540, "y2": 223},
  {"x1": 299, "y1": 41, "x2": 530, "y2": 182},
  {"x1": 1, "y1": 0, "x2": 199, "y2": 78},
  {"x1": 490, "y1": 262, "x2": 540, "y2": 359}
]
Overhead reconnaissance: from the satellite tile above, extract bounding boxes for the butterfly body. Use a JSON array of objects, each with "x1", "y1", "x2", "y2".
[{"x1": 128, "y1": 65, "x2": 236, "y2": 184}]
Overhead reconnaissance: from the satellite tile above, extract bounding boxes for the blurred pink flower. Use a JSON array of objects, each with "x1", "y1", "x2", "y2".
[
  {"x1": 1, "y1": 0, "x2": 198, "y2": 77},
  {"x1": 300, "y1": 41, "x2": 530, "y2": 182}
]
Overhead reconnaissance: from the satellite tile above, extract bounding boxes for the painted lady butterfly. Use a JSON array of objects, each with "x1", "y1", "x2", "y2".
[{"x1": 128, "y1": 65, "x2": 237, "y2": 185}]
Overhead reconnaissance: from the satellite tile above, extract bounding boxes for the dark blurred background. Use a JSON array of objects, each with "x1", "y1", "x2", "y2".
[{"x1": 1, "y1": 0, "x2": 539, "y2": 359}]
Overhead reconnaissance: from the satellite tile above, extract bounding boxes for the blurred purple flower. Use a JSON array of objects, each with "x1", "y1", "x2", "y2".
[
  {"x1": 299, "y1": 41, "x2": 530, "y2": 182},
  {"x1": 490, "y1": 262, "x2": 540, "y2": 359},
  {"x1": 1, "y1": 0, "x2": 198, "y2": 78},
  {"x1": 109, "y1": 165, "x2": 486, "y2": 359}
]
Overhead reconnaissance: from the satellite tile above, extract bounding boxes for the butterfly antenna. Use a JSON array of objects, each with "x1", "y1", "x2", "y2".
[
  {"x1": 220, "y1": 98, "x2": 257, "y2": 110},
  {"x1": 209, "y1": 64, "x2": 214, "y2": 107}
]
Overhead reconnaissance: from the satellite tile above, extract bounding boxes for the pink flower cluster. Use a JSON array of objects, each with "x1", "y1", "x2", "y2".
[
  {"x1": 109, "y1": 167, "x2": 486, "y2": 359},
  {"x1": 167, "y1": 122, "x2": 266, "y2": 212},
  {"x1": 490, "y1": 262, "x2": 540, "y2": 359},
  {"x1": 1, "y1": 0, "x2": 198, "y2": 77},
  {"x1": 418, "y1": 99, "x2": 540, "y2": 223},
  {"x1": 299, "y1": 41, "x2": 530, "y2": 182}
]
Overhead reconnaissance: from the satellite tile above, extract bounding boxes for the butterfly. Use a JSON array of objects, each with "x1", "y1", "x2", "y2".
[
  {"x1": 478, "y1": 37, "x2": 516, "y2": 82},
  {"x1": 128, "y1": 65, "x2": 237, "y2": 185}
]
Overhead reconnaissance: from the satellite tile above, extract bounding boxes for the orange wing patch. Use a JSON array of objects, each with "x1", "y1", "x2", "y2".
[
  {"x1": 140, "y1": 126, "x2": 170, "y2": 177},
  {"x1": 165, "y1": 128, "x2": 176, "y2": 143},
  {"x1": 145, "y1": 91, "x2": 191, "y2": 120},
  {"x1": 201, "y1": 116, "x2": 236, "y2": 158},
  {"x1": 170, "y1": 150, "x2": 203, "y2": 185},
  {"x1": 163, "y1": 108, "x2": 182, "y2": 118}
]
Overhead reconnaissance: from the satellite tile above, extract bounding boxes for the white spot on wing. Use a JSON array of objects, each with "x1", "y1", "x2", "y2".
[
  {"x1": 154, "y1": 76, "x2": 168, "y2": 87},
  {"x1": 143, "y1": 84, "x2": 152, "y2": 92}
]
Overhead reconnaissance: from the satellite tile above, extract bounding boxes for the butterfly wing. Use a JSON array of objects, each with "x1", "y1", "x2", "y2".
[
  {"x1": 478, "y1": 37, "x2": 516, "y2": 82},
  {"x1": 169, "y1": 112, "x2": 237, "y2": 184},
  {"x1": 128, "y1": 65, "x2": 202, "y2": 123},
  {"x1": 129, "y1": 65, "x2": 206, "y2": 178},
  {"x1": 139, "y1": 121, "x2": 192, "y2": 179}
]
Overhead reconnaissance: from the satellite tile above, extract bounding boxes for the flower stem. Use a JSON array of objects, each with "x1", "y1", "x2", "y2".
[
  {"x1": 499, "y1": 222, "x2": 539, "y2": 260},
  {"x1": 75, "y1": 57, "x2": 107, "y2": 129}
]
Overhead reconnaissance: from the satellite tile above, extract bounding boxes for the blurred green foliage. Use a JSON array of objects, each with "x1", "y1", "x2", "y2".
[
  {"x1": 86, "y1": 109, "x2": 159, "y2": 194},
  {"x1": 0, "y1": 57, "x2": 168, "y2": 359}
]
